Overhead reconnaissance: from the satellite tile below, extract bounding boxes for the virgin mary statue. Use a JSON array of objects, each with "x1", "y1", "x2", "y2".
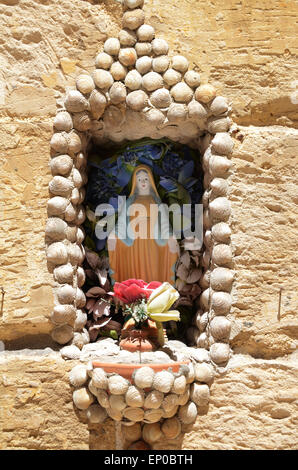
[{"x1": 107, "y1": 165, "x2": 179, "y2": 286}]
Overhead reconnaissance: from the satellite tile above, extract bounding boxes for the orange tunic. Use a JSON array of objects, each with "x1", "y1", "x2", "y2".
[{"x1": 108, "y1": 194, "x2": 178, "y2": 285}]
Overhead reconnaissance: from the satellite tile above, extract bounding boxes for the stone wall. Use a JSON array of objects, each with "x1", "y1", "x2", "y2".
[{"x1": 0, "y1": 0, "x2": 297, "y2": 449}]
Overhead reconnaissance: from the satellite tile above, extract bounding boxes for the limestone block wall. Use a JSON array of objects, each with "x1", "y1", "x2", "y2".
[{"x1": 0, "y1": 0, "x2": 297, "y2": 449}]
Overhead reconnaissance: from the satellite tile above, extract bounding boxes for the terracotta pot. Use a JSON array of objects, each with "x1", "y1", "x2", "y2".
[
  {"x1": 92, "y1": 361, "x2": 190, "y2": 381},
  {"x1": 120, "y1": 317, "x2": 159, "y2": 353}
]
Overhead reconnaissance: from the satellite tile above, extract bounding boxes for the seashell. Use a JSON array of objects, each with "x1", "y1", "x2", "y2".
[
  {"x1": 201, "y1": 250, "x2": 210, "y2": 268},
  {"x1": 57, "y1": 284, "x2": 76, "y2": 305},
  {"x1": 66, "y1": 131, "x2": 82, "y2": 154},
  {"x1": 177, "y1": 387, "x2": 190, "y2": 406},
  {"x1": 200, "y1": 287, "x2": 211, "y2": 310},
  {"x1": 92, "y1": 69, "x2": 114, "y2": 90},
  {"x1": 162, "y1": 405, "x2": 179, "y2": 419},
  {"x1": 136, "y1": 55, "x2": 152, "y2": 75},
  {"x1": 64, "y1": 203, "x2": 77, "y2": 222},
  {"x1": 124, "y1": 0, "x2": 144, "y2": 8},
  {"x1": 109, "y1": 394, "x2": 127, "y2": 412},
  {"x1": 133, "y1": 366, "x2": 155, "y2": 389},
  {"x1": 123, "y1": 407, "x2": 144, "y2": 422},
  {"x1": 118, "y1": 47, "x2": 137, "y2": 67},
  {"x1": 190, "y1": 383, "x2": 210, "y2": 407},
  {"x1": 74, "y1": 309, "x2": 87, "y2": 331},
  {"x1": 209, "y1": 155, "x2": 232, "y2": 178},
  {"x1": 211, "y1": 291, "x2": 232, "y2": 315},
  {"x1": 125, "y1": 70, "x2": 142, "y2": 90},
  {"x1": 144, "y1": 390, "x2": 164, "y2": 409},
  {"x1": 46, "y1": 241, "x2": 68, "y2": 265},
  {"x1": 65, "y1": 90, "x2": 88, "y2": 113},
  {"x1": 178, "y1": 401, "x2": 198, "y2": 424},
  {"x1": 72, "y1": 112, "x2": 92, "y2": 132},
  {"x1": 54, "y1": 111, "x2": 73, "y2": 132},
  {"x1": 76, "y1": 266, "x2": 85, "y2": 287},
  {"x1": 197, "y1": 311, "x2": 209, "y2": 332},
  {"x1": 153, "y1": 370, "x2": 174, "y2": 393},
  {"x1": 144, "y1": 108, "x2": 165, "y2": 126},
  {"x1": 152, "y1": 55, "x2": 170, "y2": 73},
  {"x1": 96, "y1": 390, "x2": 110, "y2": 408},
  {"x1": 103, "y1": 37, "x2": 120, "y2": 56},
  {"x1": 185, "y1": 362, "x2": 195, "y2": 384},
  {"x1": 195, "y1": 84, "x2": 217, "y2": 104},
  {"x1": 210, "y1": 96, "x2": 229, "y2": 116},
  {"x1": 108, "y1": 375, "x2": 129, "y2": 395},
  {"x1": 172, "y1": 55, "x2": 189, "y2": 73},
  {"x1": 210, "y1": 178, "x2": 229, "y2": 197},
  {"x1": 186, "y1": 326, "x2": 200, "y2": 346},
  {"x1": 170, "y1": 82, "x2": 193, "y2": 103},
  {"x1": 161, "y1": 417, "x2": 181, "y2": 440},
  {"x1": 142, "y1": 71, "x2": 163, "y2": 91},
  {"x1": 209, "y1": 197, "x2": 231, "y2": 222},
  {"x1": 72, "y1": 329, "x2": 89, "y2": 349},
  {"x1": 45, "y1": 217, "x2": 67, "y2": 241},
  {"x1": 126, "y1": 90, "x2": 148, "y2": 111},
  {"x1": 50, "y1": 154, "x2": 73, "y2": 177},
  {"x1": 194, "y1": 364, "x2": 214, "y2": 384},
  {"x1": 211, "y1": 222, "x2": 231, "y2": 243},
  {"x1": 60, "y1": 344, "x2": 80, "y2": 360},
  {"x1": 150, "y1": 88, "x2": 172, "y2": 108},
  {"x1": 75, "y1": 152, "x2": 87, "y2": 170},
  {"x1": 76, "y1": 205, "x2": 86, "y2": 225},
  {"x1": 103, "y1": 104, "x2": 125, "y2": 128},
  {"x1": 204, "y1": 229, "x2": 212, "y2": 248},
  {"x1": 53, "y1": 264, "x2": 74, "y2": 284},
  {"x1": 163, "y1": 68, "x2": 182, "y2": 86},
  {"x1": 121, "y1": 423, "x2": 142, "y2": 442},
  {"x1": 208, "y1": 116, "x2": 231, "y2": 134},
  {"x1": 188, "y1": 99, "x2": 208, "y2": 121},
  {"x1": 142, "y1": 423, "x2": 162, "y2": 443},
  {"x1": 72, "y1": 168, "x2": 83, "y2": 189},
  {"x1": 75, "y1": 287, "x2": 86, "y2": 309},
  {"x1": 210, "y1": 316, "x2": 231, "y2": 341},
  {"x1": 76, "y1": 74, "x2": 95, "y2": 95},
  {"x1": 212, "y1": 244, "x2": 233, "y2": 266},
  {"x1": 211, "y1": 132, "x2": 234, "y2": 156},
  {"x1": 86, "y1": 404, "x2": 107, "y2": 424},
  {"x1": 167, "y1": 103, "x2": 187, "y2": 122},
  {"x1": 122, "y1": 9, "x2": 145, "y2": 30},
  {"x1": 51, "y1": 304, "x2": 76, "y2": 325},
  {"x1": 91, "y1": 368, "x2": 108, "y2": 390},
  {"x1": 203, "y1": 172, "x2": 211, "y2": 190},
  {"x1": 135, "y1": 42, "x2": 152, "y2": 56},
  {"x1": 152, "y1": 38, "x2": 169, "y2": 56},
  {"x1": 95, "y1": 52, "x2": 113, "y2": 70},
  {"x1": 73, "y1": 387, "x2": 94, "y2": 410},
  {"x1": 210, "y1": 342, "x2": 230, "y2": 364},
  {"x1": 109, "y1": 82, "x2": 127, "y2": 104},
  {"x1": 51, "y1": 324, "x2": 74, "y2": 345},
  {"x1": 210, "y1": 267, "x2": 234, "y2": 292},
  {"x1": 118, "y1": 28, "x2": 137, "y2": 47},
  {"x1": 76, "y1": 227, "x2": 85, "y2": 244},
  {"x1": 137, "y1": 23, "x2": 155, "y2": 42},
  {"x1": 106, "y1": 407, "x2": 122, "y2": 422},
  {"x1": 172, "y1": 374, "x2": 186, "y2": 395},
  {"x1": 125, "y1": 385, "x2": 145, "y2": 408},
  {"x1": 69, "y1": 364, "x2": 88, "y2": 387},
  {"x1": 50, "y1": 132, "x2": 68, "y2": 154},
  {"x1": 161, "y1": 393, "x2": 179, "y2": 412},
  {"x1": 143, "y1": 409, "x2": 163, "y2": 423},
  {"x1": 89, "y1": 90, "x2": 107, "y2": 119},
  {"x1": 184, "y1": 70, "x2": 200, "y2": 88}
]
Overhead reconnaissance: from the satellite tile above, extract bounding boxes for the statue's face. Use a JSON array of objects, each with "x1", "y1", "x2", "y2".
[{"x1": 136, "y1": 170, "x2": 150, "y2": 195}]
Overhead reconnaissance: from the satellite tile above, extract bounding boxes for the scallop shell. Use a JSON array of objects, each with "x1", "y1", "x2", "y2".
[
  {"x1": 197, "y1": 311, "x2": 209, "y2": 332},
  {"x1": 68, "y1": 243, "x2": 84, "y2": 265},
  {"x1": 51, "y1": 304, "x2": 76, "y2": 325},
  {"x1": 133, "y1": 366, "x2": 155, "y2": 389},
  {"x1": 76, "y1": 227, "x2": 85, "y2": 244},
  {"x1": 125, "y1": 70, "x2": 142, "y2": 90},
  {"x1": 178, "y1": 401, "x2": 198, "y2": 424},
  {"x1": 211, "y1": 291, "x2": 232, "y2": 315},
  {"x1": 95, "y1": 52, "x2": 113, "y2": 70},
  {"x1": 185, "y1": 362, "x2": 195, "y2": 384},
  {"x1": 126, "y1": 90, "x2": 148, "y2": 111},
  {"x1": 96, "y1": 390, "x2": 110, "y2": 408},
  {"x1": 75, "y1": 152, "x2": 87, "y2": 170},
  {"x1": 72, "y1": 329, "x2": 89, "y2": 349},
  {"x1": 152, "y1": 370, "x2": 174, "y2": 393},
  {"x1": 72, "y1": 168, "x2": 84, "y2": 188},
  {"x1": 108, "y1": 375, "x2": 129, "y2": 395},
  {"x1": 136, "y1": 56, "x2": 152, "y2": 75},
  {"x1": 66, "y1": 131, "x2": 82, "y2": 154},
  {"x1": 200, "y1": 288, "x2": 211, "y2": 310},
  {"x1": 144, "y1": 108, "x2": 165, "y2": 126},
  {"x1": 150, "y1": 88, "x2": 172, "y2": 108},
  {"x1": 72, "y1": 112, "x2": 92, "y2": 132},
  {"x1": 209, "y1": 197, "x2": 231, "y2": 222},
  {"x1": 210, "y1": 96, "x2": 229, "y2": 116},
  {"x1": 161, "y1": 417, "x2": 181, "y2": 440},
  {"x1": 57, "y1": 284, "x2": 76, "y2": 305},
  {"x1": 161, "y1": 393, "x2": 179, "y2": 412},
  {"x1": 109, "y1": 82, "x2": 127, "y2": 104},
  {"x1": 172, "y1": 374, "x2": 187, "y2": 395},
  {"x1": 177, "y1": 386, "x2": 190, "y2": 406},
  {"x1": 170, "y1": 82, "x2": 193, "y2": 103},
  {"x1": 152, "y1": 38, "x2": 169, "y2": 56},
  {"x1": 103, "y1": 37, "x2": 120, "y2": 56},
  {"x1": 92, "y1": 69, "x2": 114, "y2": 90},
  {"x1": 60, "y1": 344, "x2": 81, "y2": 360},
  {"x1": 118, "y1": 47, "x2": 137, "y2": 67},
  {"x1": 122, "y1": 9, "x2": 145, "y2": 30},
  {"x1": 142, "y1": 71, "x2": 163, "y2": 91},
  {"x1": 144, "y1": 390, "x2": 164, "y2": 409},
  {"x1": 167, "y1": 103, "x2": 187, "y2": 122},
  {"x1": 76, "y1": 205, "x2": 86, "y2": 225},
  {"x1": 195, "y1": 84, "x2": 217, "y2": 104},
  {"x1": 75, "y1": 287, "x2": 86, "y2": 309},
  {"x1": 123, "y1": 407, "x2": 144, "y2": 422},
  {"x1": 54, "y1": 111, "x2": 73, "y2": 132},
  {"x1": 45, "y1": 217, "x2": 67, "y2": 241},
  {"x1": 92, "y1": 368, "x2": 108, "y2": 390},
  {"x1": 152, "y1": 55, "x2": 170, "y2": 73},
  {"x1": 86, "y1": 404, "x2": 107, "y2": 424},
  {"x1": 211, "y1": 132, "x2": 234, "y2": 155},
  {"x1": 194, "y1": 364, "x2": 214, "y2": 384},
  {"x1": 143, "y1": 409, "x2": 163, "y2": 423},
  {"x1": 190, "y1": 383, "x2": 210, "y2": 407},
  {"x1": 121, "y1": 423, "x2": 142, "y2": 443},
  {"x1": 51, "y1": 324, "x2": 74, "y2": 345},
  {"x1": 210, "y1": 342, "x2": 230, "y2": 364},
  {"x1": 76, "y1": 267, "x2": 86, "y2": 288},
  {"x1": 118, "y1": 28, "x2": 137, "y2": 47},
  {"x1": 65, "y1": 90, "x2": 89, "y2": 113},
  {"x1": 188, "y1": 100, "x2": 208, "y2": 120},
  {"x1": 125, "y1": 386, "x2": 145, "y2": 408},
  {"x1": 50, "y1": 132, "x2": 68, "y2": 154},
  {"x1": 137, "y1": 23, "x2": 155, "y2": 41},
  {"x1": 211, "y1": 222, "x2": 231, "y2": 243},
  {"x1": 198, "y1": 332, "x2": 208, "y2": 348},
  {"x1": 208, "y1": 116, "x2": 231, "y2": 134},
  {"x1": 124, "y1": 0, "x2": 144, "y2": 8},
  {"x1": 172, "y1": 55, "x2": 189, "y2": 73},
  {"x1": 69, "y1": 365, "x2": 88, "y2": 387},
  {"x1": 184, "y1": 70, "x2": 200, "y2": 88},
  {"x1": 142, "y1": 423, "x2": 162, "y2": 443},
  {"x1": 210, "y1": 178, "x2": 229, "y2": 197},
  {"x1": 46, "y1": 242, "x2": 68, "y2": 265},
  {"x1": 89, "y1": 90, "x2": 107, "y2": 120},
  {"x1": 210, "y1": 316, "x2": 231, "y2": 341},
  {"x1": 73, "y1": 387, "x2": 94, "y2": 410},
  {"x1": 109, "y1": 394, "x2": 127, "y2": 412},
  {"x1": 161, "y1": 405, "x2": 179, "y2": 419},
  {"x1": 212, "y1": 244, "x2": 233, "y2": 266},
  {"x1": 163, "y1": 68, "x2": 182, "y2": 86},
  {"x1": 50, "y1": 154, "x2": 73, "y2": 176},
  {"x1": 106, "y1": 407, "x2": 122, "y2": 422},
  {"x1": 74, "y1": 309, "x2": 87, "y2": 331},
  {"x1": 76, "y1": 74, "x2": 95, "y2": 95},
  {"x1": 210, "y1": 267, "x2": 234, "y2": 292},
  {"x1": 135, "y1": 42, "x2": 152, "y2": 56}
]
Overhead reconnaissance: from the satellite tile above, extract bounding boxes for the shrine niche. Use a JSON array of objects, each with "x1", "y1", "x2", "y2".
[{"x1": 46, "y1": 0, "x2": 234, "y2": 447}]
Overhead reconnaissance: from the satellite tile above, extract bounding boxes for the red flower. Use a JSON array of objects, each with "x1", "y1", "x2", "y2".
[{"x1": 113, "y1": 279, "x2": 162, "y2": 304}]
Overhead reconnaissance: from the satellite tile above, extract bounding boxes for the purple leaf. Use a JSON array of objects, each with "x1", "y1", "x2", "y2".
[{"x1": 86, "y1": 286, "x2": 107, "y2": 298}]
